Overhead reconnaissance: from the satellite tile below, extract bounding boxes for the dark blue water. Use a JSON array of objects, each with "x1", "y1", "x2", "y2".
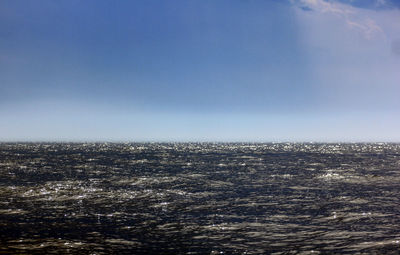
[{"x1": 1, "y1": 143, "x2": 400, "y2": 254}]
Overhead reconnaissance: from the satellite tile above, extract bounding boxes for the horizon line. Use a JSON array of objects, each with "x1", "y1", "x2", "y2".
[{"x1": 1, "y1": 140, "x2": 399, "y2": 144}]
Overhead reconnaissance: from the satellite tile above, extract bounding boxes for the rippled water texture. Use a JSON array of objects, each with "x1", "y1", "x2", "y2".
[{"x1": 1, "y1": 143, "x2": 400, "y2": 254}]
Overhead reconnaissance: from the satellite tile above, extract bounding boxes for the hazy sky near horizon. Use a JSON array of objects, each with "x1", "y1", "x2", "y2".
[{"x1": 1, "y1": 0, "x2": 400, "y2": 141}]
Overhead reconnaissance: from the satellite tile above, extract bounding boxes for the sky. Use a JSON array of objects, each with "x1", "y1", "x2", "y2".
[{"x1": 1, "y1": 0, "x2": 400, "y2": 142}]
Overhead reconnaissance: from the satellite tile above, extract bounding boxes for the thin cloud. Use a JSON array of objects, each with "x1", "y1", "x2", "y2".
[
  {"x1": 392, "y1": 39, "x2": 400, "y2": 55},
  {"x1": 294, "y1": 0, "x2": 386, "y2": 40},
  {"x1": 376, "y1": 0, "x2": 387, "y2": 6}
]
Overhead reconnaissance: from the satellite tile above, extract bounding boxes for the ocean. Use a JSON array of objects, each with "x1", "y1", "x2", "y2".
[{"x1": 1, "y1": 143, "x2": 400, "y2": 254}]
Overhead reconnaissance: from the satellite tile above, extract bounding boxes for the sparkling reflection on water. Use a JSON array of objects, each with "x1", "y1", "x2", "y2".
[{"x1": 1, "y1": 143, "x2": 400, "y2": 254}]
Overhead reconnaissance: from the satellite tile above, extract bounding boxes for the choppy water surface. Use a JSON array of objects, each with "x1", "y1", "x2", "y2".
[{"x1": 1, "y1": 143, "x2": 400, "y2": 254}]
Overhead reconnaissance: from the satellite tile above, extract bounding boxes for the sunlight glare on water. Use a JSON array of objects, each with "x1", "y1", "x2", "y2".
[{"x1": 1, "y1": 143, "x2": 400, "y2": 254}]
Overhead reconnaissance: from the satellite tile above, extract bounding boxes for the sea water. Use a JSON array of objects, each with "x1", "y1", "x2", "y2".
[{"x1": 1, "y1": 143, "x2": 400, "y2": 254}]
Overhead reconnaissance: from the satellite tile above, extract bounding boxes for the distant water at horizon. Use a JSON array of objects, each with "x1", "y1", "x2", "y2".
[{"x1": 1, "y1": 142, "x2": 400, "y2": 254}]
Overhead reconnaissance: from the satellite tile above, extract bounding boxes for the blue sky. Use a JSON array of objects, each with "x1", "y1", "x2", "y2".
[{"x1": 1, "y1": 0, "x2": 400, "y2": 141}]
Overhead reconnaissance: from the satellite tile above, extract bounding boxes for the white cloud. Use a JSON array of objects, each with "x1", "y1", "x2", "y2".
[
  {"x1": 299, "y1": 0, "x2": 352, "y2": 15},
  {"x1": 295, "y1": 0, "x2": 386, "y2": 40}
]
